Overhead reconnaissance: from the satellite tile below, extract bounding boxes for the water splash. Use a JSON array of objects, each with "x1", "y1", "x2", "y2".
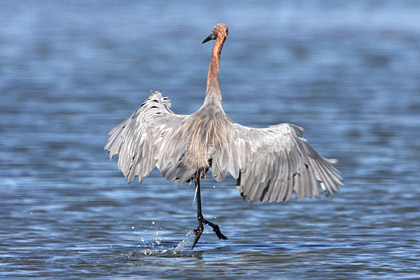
[
  {"x1": 160, "y1": 230, "x2": 196, "y2": 255},
  {"x1": 137, "y1": 231, "x2": 196, "y2": 256},
  {"x1": 171, "y1": 230, "x2": 196, "y2": 254}
]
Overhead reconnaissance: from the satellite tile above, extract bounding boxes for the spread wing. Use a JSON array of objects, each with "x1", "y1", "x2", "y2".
[
  {"x1": 218, "y1": 122, "x2": 343, "y2": 203},
  {"x1": 105, "y1": 90, "x2": 343, "y2": 202},
  {"x1": 105, "y1": 90, "x2": 190, "y2": 183}
]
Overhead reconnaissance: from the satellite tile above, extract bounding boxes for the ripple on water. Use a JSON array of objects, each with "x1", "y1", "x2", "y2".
[{"x1": 1, "y1": 0, "x2": 420, "y2": 279}]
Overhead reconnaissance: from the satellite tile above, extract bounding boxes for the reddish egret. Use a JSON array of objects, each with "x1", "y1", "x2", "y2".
[{"x1": 105, "y1": 24, "x2": 343, "y2": 248}]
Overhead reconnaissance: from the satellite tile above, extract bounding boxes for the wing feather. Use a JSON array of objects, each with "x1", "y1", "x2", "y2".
[
  {"x1": 213, "y1": 122, "x2": 343, "y2": 203},
  {"x1": 105, "y1": 90, "x2": 188, "y2": 183}
]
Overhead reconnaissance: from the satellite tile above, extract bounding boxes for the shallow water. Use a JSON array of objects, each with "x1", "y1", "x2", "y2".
[{"x1": 1, "y1": 1, "x2": 420, "y2": 279}]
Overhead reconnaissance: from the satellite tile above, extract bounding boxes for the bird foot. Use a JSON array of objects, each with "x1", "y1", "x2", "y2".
[
  {"x1": 192, "y1": 216, "x2": 228, "y2": 249},
  {"x1": 202, "y1": 218, "x2": 228, "y2": 240}
]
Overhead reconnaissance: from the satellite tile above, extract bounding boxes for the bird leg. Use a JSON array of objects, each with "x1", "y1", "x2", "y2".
[{"x1": 192, "y1": 175, "x2": 227, "y2": 249}]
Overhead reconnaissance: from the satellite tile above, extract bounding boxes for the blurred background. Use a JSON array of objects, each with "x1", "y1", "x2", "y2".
[{"x1": 1, "y1": 1, "x2": 419, "y2": 279}]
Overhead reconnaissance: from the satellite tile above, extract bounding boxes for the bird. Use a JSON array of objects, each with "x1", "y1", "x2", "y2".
[{"x1": 105, "y1": 23, "x2": 343, "y2": 249}]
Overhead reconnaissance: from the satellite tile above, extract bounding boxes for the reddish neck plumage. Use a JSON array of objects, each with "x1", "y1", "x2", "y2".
[{"x1": 205, "y1": 36, "x2": 226, "y2": 100}]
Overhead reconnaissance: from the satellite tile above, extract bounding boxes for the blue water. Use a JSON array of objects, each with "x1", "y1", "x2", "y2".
[{"x1": 1, "y1": 1, "x2": 420, "y2": 279}]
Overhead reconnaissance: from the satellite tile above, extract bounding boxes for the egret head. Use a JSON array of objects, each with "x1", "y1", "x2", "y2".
[{"x1": 202, "y1": 23, "x2": 229, "y2": 44}]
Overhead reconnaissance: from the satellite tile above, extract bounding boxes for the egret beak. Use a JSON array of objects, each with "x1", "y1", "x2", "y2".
[{"x1": 202, "y1": 32, "x2": 216, "y2": 44}]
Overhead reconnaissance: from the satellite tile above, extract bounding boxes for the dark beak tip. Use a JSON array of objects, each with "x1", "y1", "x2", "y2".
[{"x1": 202, "y1": 33, "x2": 214, "y2": 44}]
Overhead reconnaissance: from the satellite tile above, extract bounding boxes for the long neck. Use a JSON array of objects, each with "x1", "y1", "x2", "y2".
[{"x1": 205, "y1": 37, "x2": 225, "y2": 102}]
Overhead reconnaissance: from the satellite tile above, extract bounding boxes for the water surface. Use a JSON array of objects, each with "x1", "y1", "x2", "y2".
[{"x1": 1, "y1": 1, "x2": 419, "y2": 279}]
